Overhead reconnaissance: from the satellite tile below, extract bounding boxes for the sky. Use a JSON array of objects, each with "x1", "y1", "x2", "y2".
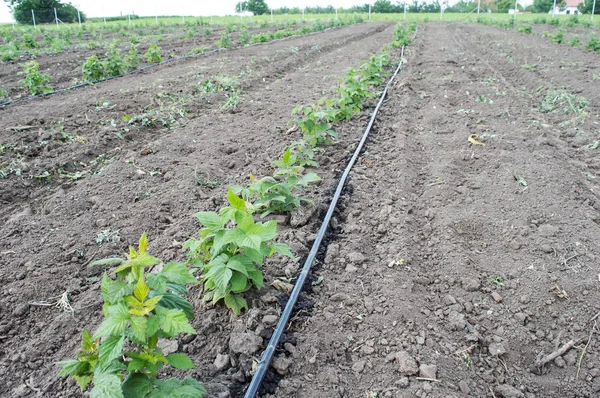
[{"x1": 1, "y1": 1, "x2": 386, "y2": 23}]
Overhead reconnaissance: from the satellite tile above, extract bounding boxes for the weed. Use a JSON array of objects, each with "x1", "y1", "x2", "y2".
[
  {"x1": 540, "y1": 89, "x2": 588, "y2": 115},
  {"x1": 568, "y1": 36, "x2": 581, "y2": 47},
  {"x1": 222, "y1": 90, "x2": 240, "y2": 111},
  {"x1": 19, "y1": 61, "x2": 52, "y2": 95},
  {"x1": 22, "y1": 33, "x2": 36, "y2": 49},
  {"x1": 489, "y1": 277, "x2": 504, "y2": 287},
  {"x1": 96, "y1": 229, "x2": 121, "y2": 246},
  {"x1": 550, "y1": 28, "x2": 564, "y2": 44},
  {"x1": 144, "y1": 44, "x2": 163, "y2": 63},
  {"x1": 57, "y1": 234, "x2": 206, "y2": 397},
  {"x1": 188, "y1": 46, "x2": 210, "y2": 55}
]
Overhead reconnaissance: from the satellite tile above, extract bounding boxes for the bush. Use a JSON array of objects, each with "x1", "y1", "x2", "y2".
[
  {"x1": 586, "y1": 35, "x2": 600, "y2": 52},
  {"x1": 518, "y1": 25, "x2": 532, "y2": 34},
  {"x1": 144, "y1": 44, "x2": 163, "y2": 63},
  {"x1": 19, "y1": 61, "x2": 52, "y2": 95}
]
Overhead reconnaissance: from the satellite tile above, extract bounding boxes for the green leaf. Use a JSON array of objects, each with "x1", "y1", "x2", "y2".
[
  {"x1": 93, "y1": 302, "x2": 130, "y2": 338},
  {"x1": 297, "y1": 172, "x2": 321, "y2": 186},
  {"x1": 195, "y1": 211, "x2": 224, "y2": 232},
  {"x1": 122, "y1": 373, "x2": 152, "y2": 398},
  {"x1": 227, "y1": 188, "x2": 246, "y2": 210},
  {"x1": 226, "y1": 255, "x2": 251, "y2": 277},
  {"x1": 245, "y1": 221, "x2": 278, "y2": 242},
  {"x1": 147, "y1": 273, "x2": 168, "y2": 294},
  {"x1": 90, "y1": 372, "x2": 125, "y2": 398},
  {"x1": 207, "y1": 266, "x2": 232, "y2": 293},
  {"x1": 133, "y1": 276, "x2": 150, "y2": 302},
  {"x1": 57, "y1": 360, "x2": 89, "y2": 377},
  {"x1": 81, "y1": 329, "x2": 95, "y2": 352},
  {"x1": 156, "y1": 307, "x2": 197, "y2": 336},
  {"x1": 157, "y1": 293, "x2": 194, "y2": 320},
  {"x1": 89, "y1": 257, "x2": 124, "y2": 268},
  {"x1": 139, "y1": 233, "x2": 149, "y2": 254},
  {"x1": 98, "y1": 334, "x2": 124, "y2": 369},
  {"x1": 101, "y1": 273, "x2": 132, "y2": 304},
  {"x1": 224, "y1": 293, "x2": 248, "y2": 316},
  {"x1": 162, "y1": 262, "x2": 197, "y2": 286},
  {"x1": 273, "y1": 243, "x2": 295, "y2": 259},
  {"x1": 147, "y1": 314, "x2": 160, "y2": 337},
  {"x1": 247, "y1": 266, "x2": 264, "y2": 289},
  {"x1": 230, "y1": 271, "x2": 249, "y2": 293},
  {"x1": 166, "y1": 353, "x2": 195, "y2": 369},
  {"x1": 129, "y1": 315, "x2": 147, "y2": 343}
]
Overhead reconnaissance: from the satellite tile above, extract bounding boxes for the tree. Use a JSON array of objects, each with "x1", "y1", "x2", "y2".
[
  {"x1": 373, "y1": 0, "x2": 401, "y2": 12},
  {"x1": 235, "y1": 0, "x2": 269, "y2": 15},
  {"x1": 532, "y1": 0, "x2": 555, "y2": 13},
  {"x1": 578, "y1": 0, "x2": 598, "y2": 14},
  {"x1": 4, "y1": 0, "x2": 85, "y2": 24}
]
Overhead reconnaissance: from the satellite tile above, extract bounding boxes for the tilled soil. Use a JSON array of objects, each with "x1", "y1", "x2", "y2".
[
  {"x1": 274, "y1": 22, "x2": 600, "y2": 398},
  {"x1": 0, "y1": 23, "x2": 301, "y2": 99},
  {"x1": 0, "y1": 22, "x2": 398, "y2": 397}
]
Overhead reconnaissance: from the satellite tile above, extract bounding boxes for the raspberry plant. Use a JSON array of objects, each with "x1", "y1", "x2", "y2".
[
  {"x1": 57, "y1": 233, "x2": 205, "y2": 398},
  {"x1": 19, "y1": 61, "x2": 52, "y2": 95},
  {"x1": 184, "y1": 189, "x2": 294, "y2": 315},
  {"x1": 145, "y1": 44, "x2": 163, "y2": 63}
]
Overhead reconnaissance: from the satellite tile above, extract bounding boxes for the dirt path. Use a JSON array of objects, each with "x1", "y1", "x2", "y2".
[
  {"x1": 274, "y1": 22, "x2": 600, "y2": 398},
  {"x1": 0, "y1": 22, "x2": 398, "y2": 398}
]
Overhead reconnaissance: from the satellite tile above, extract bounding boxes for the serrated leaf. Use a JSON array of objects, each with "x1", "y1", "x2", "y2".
[
  {"x1": 57, "y1": 360, "x2": 89, "y2": 377},
  {"x1": 162, "y1": 262, "x2": 197, "y2": 286},
  {"x1": 147, "y1": 316, "x2": 160, "y2": 338},
  {"x1": 139, "y1": 233, "x2": 149, "y2": 254},
  {"x1": 133, "y1": 276, "x2": 150, "y2": 302},
  {"x1": 226, "y1": 256, "x2": 250, "y2": 277},
  {"x1": 90, "y1": 372, "x2": 125, "y2": 398},
  {"x1": 230, "y1": 271, "x2": 248, "y2": 293},
  {"x1": 81, "y1": 329, "x2": 95, "y2": 352},
  {"x1": 195, "y1": 211, "x2": 224, "y2": 232},
  {"x1": 156, "y1": 307, "x2": 196, "y2": 336},
  {"x1": 93, "y1": 302, "x2": 130, "y2": 338},
  {"x1": 227, "y1": 188, "x2": 246, "y2": 210},
  {"x1": 297, "y1": 172, "x2": 321, "y2": 186},
  {"x1": 129, "y1": 315, "x2": 147, "y2": 343},
  {"x1": 122, "y1": 373, "x2": 152, "y2": 398},
  {"x1": 157, "y1": 293, "x2": 194, "y2": 320},
  {"x1": 272, "y1": 243, "x2": 295, "y2": 259},
  {"x1": 98, "y1": 334, "x2": 124, "y2": 369},
  {"x1": 208, "y1": 266, "x2": 232, "y2": 293},
  {"x1": 166, "y1": 353, "x2": 195, "y2": 369},
  {"x1": 101, "y1": 273, "x2": 132, "y2": 304},
  {"x1": 224, "y1": 293, "x2": 248, "y2": 316},
  {"x1": 247, "y1": 266, "x2": 264, "y2": 289},
  {"x1": 89, "y1": 257, "x2": 124, "y2": 268}
]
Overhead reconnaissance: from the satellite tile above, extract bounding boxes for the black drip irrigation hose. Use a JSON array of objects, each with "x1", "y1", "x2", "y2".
[
  {"x1": 243, "y1": 45, "x2": 407, "y2": 398},
  {"x1": 0, "y1": 24, "x2": 351, "y2": 110}
]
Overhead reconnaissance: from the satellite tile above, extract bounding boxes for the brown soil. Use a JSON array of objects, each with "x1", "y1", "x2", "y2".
[
  {"x1": 0, "y1": 23, "x2": 306, "y2": 99},
  {"x1": 0, "y1": 21, "x2": 397, "y2": 398},
  {"x1": 273, "y1": 22, "x2": 600, "y2": 398}
]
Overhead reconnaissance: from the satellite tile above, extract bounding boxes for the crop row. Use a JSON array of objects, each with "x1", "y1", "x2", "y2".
[
  {"x1": 56, "y1": 23, "x2": 416, "y2": 397},
  {"x1": 1, "y1": 16, "x2": 366, "y2": 101}
]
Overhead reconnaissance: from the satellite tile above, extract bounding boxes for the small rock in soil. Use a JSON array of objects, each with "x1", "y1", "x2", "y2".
[
  {"x1": 347, "y1": 252, "x2": 366, "y2": 264},
  {"x1": 554, "y1": 356, "x2": 566, "y2": 368},
  {"x1": 564, "y1": 351, "x2": 577, "y2": 366},
  {"x1": 458, "y1": 380, "x2": 470, "y2": 395},
  {"x1": 158, "y1": 338, "x2": 178, "y2": 356},
  {"x1": 491, "y1": 291, "x2": 503, "y2": 302},
  {"x1": 12, "y1": 304, "x2": 28, "y2": 316},
  {"x1": 345, "y1": 264, "x2": 358, "y2": 272},
  {"x1": 213, "y1": 354, "x2": 230, "y2": 371},
  {"x1": 495, "y1": 384, "x2": 524, "y2": 398},
  {"x1": 330, "y1": 292, "x2": 350, "y2": 302},
  {"x1": 396, "y1": 377, "x2": 410, "y2": 388},
  {"x1": 272, "y1": 355, "x2": 293, "y2": 375},
  {"x1": 229, "y1": 332, "x2": 263, "y2": 355},
  {"x1": 489, "y1": 342, "x2": 507, "y2": 357},
  {"x1": 395, "y1": 351, "x2": 419, "y2": 375},
  {"x1": 352, "y1": 360, "x2": 366, "y2": 373},
  {"x1": 540, "y1": 244, "x2": 553, "y2": 253},
  {"x1": 443, "y1": 295, "x2": 457, "y2": 305},
  {"x1": 262, "y1": 315, "x2": 278, "y2": 326},
  {"x1": 514, "y1": 312, "x2": 528, "y2": 325},
  {"x1": 461, "y1": 277, "x2": 480, "y2": 292},
  {"x1": 419, "y1": 364, "x2": 437, "y2": 379},
  {"x1": 447, "y1": 311, "x2": 466, "y2": 331}
]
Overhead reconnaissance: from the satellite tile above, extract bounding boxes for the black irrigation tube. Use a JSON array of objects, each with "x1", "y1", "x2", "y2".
[
  {"x1": 243, "y1": 45, "x2": 408, "y2": 398},
  {"x1": 0, "y1": 23, "x2": 360, "y2": 109}
]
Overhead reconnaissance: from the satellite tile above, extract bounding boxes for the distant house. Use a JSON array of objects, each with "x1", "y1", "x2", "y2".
[{"x1": 549, "y1": 0, "x2": 582, "y2": 15}]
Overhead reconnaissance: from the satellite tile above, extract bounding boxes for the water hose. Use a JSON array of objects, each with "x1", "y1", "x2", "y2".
[{"x1": 243, "y1": 45, "x2": 407, "y2": 398}]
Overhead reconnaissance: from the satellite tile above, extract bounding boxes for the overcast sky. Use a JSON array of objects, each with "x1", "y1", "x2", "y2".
[{"x1": 0, "y1": 1, "x2": 389, "y2": 23}]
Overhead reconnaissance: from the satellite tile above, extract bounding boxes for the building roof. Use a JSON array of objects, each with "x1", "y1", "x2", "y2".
[{"x1": 565, "y1": 0, "x2": 582, "y2": 7}]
